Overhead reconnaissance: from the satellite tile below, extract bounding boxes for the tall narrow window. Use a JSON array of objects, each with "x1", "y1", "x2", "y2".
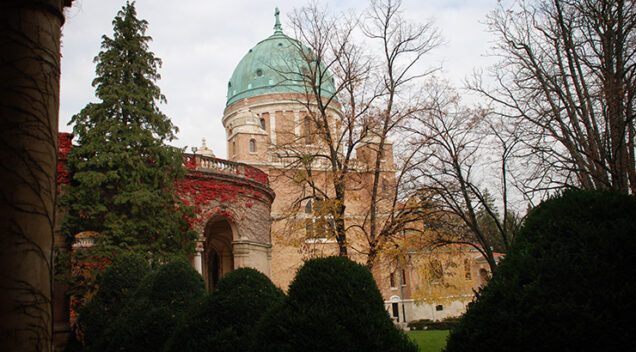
[
  {"x1": 401, "y1": 269, "x2": 407, "y2": 286},
  {"x1": 430, "y1": 259, "x2": 443, "y2": 283},
  {"x1": 464, "y1": 258, "x2": 472, "y2": 280},
  {"x1": 249, "y1": 139, "x2": 256, "y2": 153},
  {"x1": 304, "y1": 116, "x2": 313, "y2": 144},
  {"x1": 232, "y1": 141, "x2": 236, "y2": 156},
  {"x1": 381, "y1": 178, "x2": 389, "y2": 193},
  {"x1": 305, "y1": 222, "x2": 313, "y2": 237},
  {"x1": 260, "y1": 118, "x2": 266, "y2": 130},
  {"x1": 305, "y1": 200, "x2": 312, "y2": 213},
  {"x1": 390, "y1": 272, "x2": 396, "y2": 288},
  {"x1": 479, "y1": 268, "x2": 489, "y2": 284},
  {"x1": 392, "y1": 303, "x2": 399, "y2": 321}
]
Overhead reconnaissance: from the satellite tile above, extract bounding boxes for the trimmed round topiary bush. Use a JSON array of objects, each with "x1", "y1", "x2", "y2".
[
  {"x1": 67, "y1": 252, "x2": 150, "y2": 351},
  {"x1": 101, "y1": 259, "x2": 205, "y2": 352},
  {"x1": 253, "y1": 256, "x2": 417, "y2": 352},
  {"x1": 445, "y1": 190, "x2": 636, "y2": 352},
  {"x1": 164, "y1": 267, "x2": 284, "y2": 352}
]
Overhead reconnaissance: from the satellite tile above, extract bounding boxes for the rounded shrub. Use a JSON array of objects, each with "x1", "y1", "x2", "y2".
[
  {"x1": 164, "y1": 267, "x2": 284, "y2": 352},
  {"x1": 253, "y1": 256, "x2": 417, "y2": 352},
  {"x1": 445, "y1": 190, "x2": 636, "y2": 352},
  {"x1": 69, "y1": 252, "x2": 150, "y2": 351},
  {"x1": 102, "y1": 259, "x2": 205, "y2": 352}
]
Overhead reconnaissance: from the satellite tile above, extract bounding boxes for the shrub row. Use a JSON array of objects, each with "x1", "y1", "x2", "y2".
[
  {"x1": 407, "y1": 317, "x2": 461, "y2": 331},
  {"x1": 69, "y1": 255, "x2": 416, "y2": 352}
]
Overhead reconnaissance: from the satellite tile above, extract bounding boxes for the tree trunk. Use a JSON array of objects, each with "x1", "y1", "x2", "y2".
[
  {"x1": 0, "y1": 1, "x2": 67, "y2": 351},
  {"x1": 334, "y1": 179, "x2": 348, "y2": 256}
]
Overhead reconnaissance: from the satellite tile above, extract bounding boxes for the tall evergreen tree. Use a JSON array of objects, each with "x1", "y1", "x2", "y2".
[{"x1": 61, "y1": 1, "x2": 195, "y2": 273}]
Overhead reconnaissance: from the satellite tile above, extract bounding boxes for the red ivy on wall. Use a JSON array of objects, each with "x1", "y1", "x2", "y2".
[
  {"x1": 184, "y1": 155, "x2": 198, "y2": 170},
  {"x1": 56, "y1": 138, "x2": 271, "y2": 229},
  {"x1": 244, "y1": 165, "x2": 269, "y2": 184},
  {"x1": 57, "y1": 132, "x2": 73, "y2": 193},
  {"x1": 175, "y1": 173, "x2": 267, "y2": 228}
]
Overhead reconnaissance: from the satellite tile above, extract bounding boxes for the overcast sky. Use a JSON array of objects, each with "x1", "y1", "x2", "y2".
[{"x1": 60, "y1": 0, "x2": 499, "y2": 159}]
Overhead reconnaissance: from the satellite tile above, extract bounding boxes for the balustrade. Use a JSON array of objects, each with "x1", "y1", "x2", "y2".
[{"x1": 183, "y1": 153, "x2": 269, "y2": 185}]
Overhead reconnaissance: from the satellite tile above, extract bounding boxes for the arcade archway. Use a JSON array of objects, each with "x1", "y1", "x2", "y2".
[{"x1": 203, "y1": 219, "x2": 235, "y2": 291}]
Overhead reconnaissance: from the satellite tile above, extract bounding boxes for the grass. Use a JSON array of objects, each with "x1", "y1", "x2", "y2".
[{"x1": 406, "y1": 330, "x2": 450, "y2": 352}]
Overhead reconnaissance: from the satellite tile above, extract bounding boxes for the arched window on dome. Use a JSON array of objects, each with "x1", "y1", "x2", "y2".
[
  {"x1": 260, "y1": 118, "x2": 266, "y2": 130},
  {"x1": 249, "y1": 139, "x2": 256, "y2": 153}
]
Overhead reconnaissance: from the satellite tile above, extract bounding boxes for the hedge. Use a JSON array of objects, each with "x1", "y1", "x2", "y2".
[
  {"x1": 253, "y1": 256, "x2": 418, "y2": 352},
  {"x1": 100, "y1": 260, "x2": 205, "y2": 352},
  {"x1": 67, "y1": 252, "x2": 150, "y2": 351},
  {"x1": 444, "y1": 190, "x2": 636, "y2": 352},
  {"x1": 164, "y1": 267, "x2": 284, "y2": 352}
]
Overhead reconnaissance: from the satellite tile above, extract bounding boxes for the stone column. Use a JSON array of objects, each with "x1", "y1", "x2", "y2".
[
  {"x1": 269, "y1": 111, "x2": 277, "y2": 145},
  {"x1": 232, "y1": 241, "x2": 250, "y2": 270},
  {"x1": 193, "y1": 241, "x2": 204, "y2": 275},
  {"x1": 0, "y1": 2, "x2": 71, "y2": 351},
  {"x1": 232, "y1": 241, "x2": 272, "y2": 277},
  {"x1": 294, "y1": 110, "x2": 300, "y2": 137}
]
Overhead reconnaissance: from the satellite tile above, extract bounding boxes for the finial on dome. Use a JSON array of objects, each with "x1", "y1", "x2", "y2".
[{"x1": 274, "y1": 7, "x2": 282, "y2": 33}]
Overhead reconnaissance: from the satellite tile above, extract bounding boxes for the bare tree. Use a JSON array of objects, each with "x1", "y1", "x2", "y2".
[
  {"x1": 409, "y1": 81, "x2": 522, "y2": 272},
  {"x1": 276, "y1": 1, "x2": 369, "y2": 257},
  {"x1": 276, "y1": 0, "x2": 440, "y2": 266},
  {"x1": 470, "y1": 0, "x2": 636, "y2": 196},
  {"x1": 357, "y1": 0, "x2": 441, "y2": 267},
  {"x1": 0, "y1": 1, "x2": 73, "y2": 351}
]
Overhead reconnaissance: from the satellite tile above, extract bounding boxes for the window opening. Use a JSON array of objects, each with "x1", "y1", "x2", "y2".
[
  {"x1": 479, "y1": 268, "x2": 489, "y2": 283},
  {"x1": 304, "y1": 116, "x2": 313, "y2": 144},
  {"x1": 305, "y1": 200, "x2": 312, "y2": 213},
  {"x1": 391, "y1": 303, "x2": 400, "y2": 321},
  {"x1": 464, "y1": 258, "x2": 472, "y2": 280},
  {"x1": 249, "y1": 139, "x2": 256, "y2": 153}
]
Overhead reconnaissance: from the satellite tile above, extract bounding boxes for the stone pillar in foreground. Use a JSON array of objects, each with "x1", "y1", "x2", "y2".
[{"x1": 0, "y1": 1, "x2": 72, "y2": 351}]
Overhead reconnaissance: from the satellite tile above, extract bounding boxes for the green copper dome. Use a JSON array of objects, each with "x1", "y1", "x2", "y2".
[{"x1": 226, "y1": 8, "x2": 336, "y2": 107}]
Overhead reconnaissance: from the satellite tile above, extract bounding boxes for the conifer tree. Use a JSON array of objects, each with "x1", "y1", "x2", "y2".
[{"x1": 61, "y1": 1, "x2": 195, "y2": 275}]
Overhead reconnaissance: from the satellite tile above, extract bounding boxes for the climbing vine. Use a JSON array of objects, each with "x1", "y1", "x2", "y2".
[
  {"x1": 57, "y1": 132, "x2": 72, "y2": 193},
  {"x1": 175, "y1": 172, "x2": 269, "y2": 228}
]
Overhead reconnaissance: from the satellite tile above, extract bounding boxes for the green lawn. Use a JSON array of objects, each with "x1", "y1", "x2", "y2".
[{"x1": 406, "y1": 330, "x2": 450, "y2": 352}]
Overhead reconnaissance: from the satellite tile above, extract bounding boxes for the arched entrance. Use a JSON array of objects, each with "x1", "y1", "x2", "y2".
[{"x1": 203, "y1": 219, "x2": 234, "y2": 291}]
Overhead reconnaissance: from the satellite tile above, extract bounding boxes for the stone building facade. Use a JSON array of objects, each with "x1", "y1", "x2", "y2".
[
  {"x1": 179, "y1": 154, "x2": 275, "y2": 290},
  {"x1": 218, "y1": 9, "x2": 495, "y2": 326}
]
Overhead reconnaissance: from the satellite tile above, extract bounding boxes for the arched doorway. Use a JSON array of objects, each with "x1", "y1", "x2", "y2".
[{"x1": 203, "y1": 219, "x2": 234, "y2": 291}]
